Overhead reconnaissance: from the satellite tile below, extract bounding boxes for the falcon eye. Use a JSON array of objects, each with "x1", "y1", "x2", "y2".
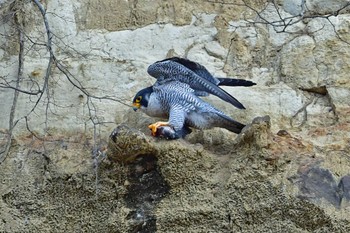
[{"x1": 136, "y1": 96, "x2": 142, "y2": 102}]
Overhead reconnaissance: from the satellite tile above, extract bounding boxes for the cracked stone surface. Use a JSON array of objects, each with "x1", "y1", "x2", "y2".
[{"x1": 0, "y1": 0, "x2": 350, "y2": 232}]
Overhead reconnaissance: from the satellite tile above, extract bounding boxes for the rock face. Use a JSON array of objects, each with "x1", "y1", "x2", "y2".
[
  {"x1": 2, "y1": 118, "x2": 350, "y2": 232},
  {"x1": 107, "y1": 118, "x2": 350, "y2": 232},
  {"x1": 0, "y1": 0, "x2": 350, "y2": 232}
]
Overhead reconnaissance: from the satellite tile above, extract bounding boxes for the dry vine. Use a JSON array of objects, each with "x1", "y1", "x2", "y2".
[{"x1": 209, "y1": 0, "x2": 350, "y2": 41}]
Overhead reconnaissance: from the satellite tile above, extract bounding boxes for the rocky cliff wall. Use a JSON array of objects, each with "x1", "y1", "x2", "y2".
[
  {"x1": 0, "y1": 0, "x2": 350, "y2": 232},
  {"x1": 0, "y1": 0, "x2": 348, "y2": 135}
]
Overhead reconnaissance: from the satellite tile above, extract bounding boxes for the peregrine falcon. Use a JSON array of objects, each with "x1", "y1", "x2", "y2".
[{"x1": 132, "y1": 57, "x2": 255, "y2": 139}]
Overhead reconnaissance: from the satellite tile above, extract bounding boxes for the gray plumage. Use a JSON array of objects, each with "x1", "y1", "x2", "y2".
[
  {"x1": 132, "y1": 57, "x2": 252, "y2": 139},
  {"x1": 155, "y1": 81, "x2": 244, "y2": 133},
  {"x1": 147, "y1": 57, "x2": 255, "y2": 109}
]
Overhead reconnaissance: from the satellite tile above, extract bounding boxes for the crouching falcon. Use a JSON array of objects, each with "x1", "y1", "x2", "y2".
[{"x1": 132, "y1": 57, "x2": 255, "y2": 139}]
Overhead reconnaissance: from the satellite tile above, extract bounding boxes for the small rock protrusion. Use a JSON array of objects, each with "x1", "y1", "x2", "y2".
[{"x1": 107, "y1": 124, "x2": 157, "y2": 163}]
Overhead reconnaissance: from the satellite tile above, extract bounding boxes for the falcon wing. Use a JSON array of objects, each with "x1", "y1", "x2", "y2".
[
  {"x1": 153, "y1": 57, "x2": 256, "y2": 87},
  {"x1": 159, "y1": 57, "x2": 220, "y2": 85},
  {"x1": 147, "y1": 57, "x2": 246, "y2": 109}
]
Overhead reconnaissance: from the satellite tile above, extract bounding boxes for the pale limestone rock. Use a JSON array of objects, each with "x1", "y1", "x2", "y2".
[
  {"x1": 282, "y1": 0, "x2": 350, "y2": 16},
  {"x1": 1, "y1": 0, "x2": 349, "y2": 137},
  {"x1": 228, "y1": 20, "x2": 259, "y2": 47},
  {"x1": 261, "y1": 3, "x2": 305, "y2": 32},
  {"x1": 280, "y1": 35, "x2": 319, "y2": 88},
  {"x1": 203, "y1": 41, "x2": 228, "y2": 60},
  {"x1": 47, "y1": 0, "x2": 77, "y2": 38},
  {"x1": 306, "y1": 0, "x2": 350, "y2": 14},
  {"x1": 251, "y1": 67, "x2": 275, "y2": 85},
  {"x1": 327, "y1": 86, "x2": 350, "y2": 121},
  {"x1": 1, "y1": 0, "x2": 350, "y2": 232},
  {"x1": 0, "y1": 11, "x2": 218, "y2": 134},
  {"x1": 305, "y1": 96, "x2": 336, "y2": 126},
  {"x1": 198, "y1": 83, "x2": 305, "y2": 132},
  {"x1": 282, "y1": 0, "x2": 305, "y2": 16}
]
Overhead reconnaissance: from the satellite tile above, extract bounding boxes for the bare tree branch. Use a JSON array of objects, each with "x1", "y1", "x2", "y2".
[
  {"x1": 0, "y1": 1, "x2": 115, "y2": 164},
  {"x1": 0, "y1": 80, "x2": 42, "y2": 95},
  {"x1": 209, "y1": 0, "x2": 350, "y2": 35},
  {"x1": 29, "y1": 0, "x2": 53, "y2": 116},
  {"x1": 0, "y1": 10, "x2": 24, "y2": 163}
]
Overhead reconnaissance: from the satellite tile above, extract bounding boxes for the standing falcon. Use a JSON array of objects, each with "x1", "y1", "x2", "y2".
[{"x1": 132, "y1": 57, "x2": 255, "y2": 139}]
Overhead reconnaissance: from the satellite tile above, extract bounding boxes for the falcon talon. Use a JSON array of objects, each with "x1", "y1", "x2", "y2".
[
  {"x1": 132, "y1": 57, "x2": 255, "y2": 138},
  {"x1": 148, "y1": 121, "x2": 169, "y2": 136}
]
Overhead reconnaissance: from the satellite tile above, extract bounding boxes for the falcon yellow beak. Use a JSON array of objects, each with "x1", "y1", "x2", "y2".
[{"x1": 133, "y1": 102, "x2": 140, "y2": 111}]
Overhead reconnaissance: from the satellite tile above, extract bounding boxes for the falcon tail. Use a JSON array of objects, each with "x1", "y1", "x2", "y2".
[
  {"x1": 217, "y1": 114, "x2": 246, "y2": 134},
  {"x1": 224, "y1": 120, "x2": 245, "y2": 134}
]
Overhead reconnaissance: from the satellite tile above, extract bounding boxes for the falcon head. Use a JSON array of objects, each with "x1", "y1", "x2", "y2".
[{"x1": 132, "y1": 86, "x2": 153, "y2": 111}]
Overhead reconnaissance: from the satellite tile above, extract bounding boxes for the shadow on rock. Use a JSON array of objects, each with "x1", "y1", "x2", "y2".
[
  {"x1": 108, "y1": 124, "x2": 169, "y2": 233},
  {"x1": 292, "y1": 166, "x2": 350, "y2": 209}
]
